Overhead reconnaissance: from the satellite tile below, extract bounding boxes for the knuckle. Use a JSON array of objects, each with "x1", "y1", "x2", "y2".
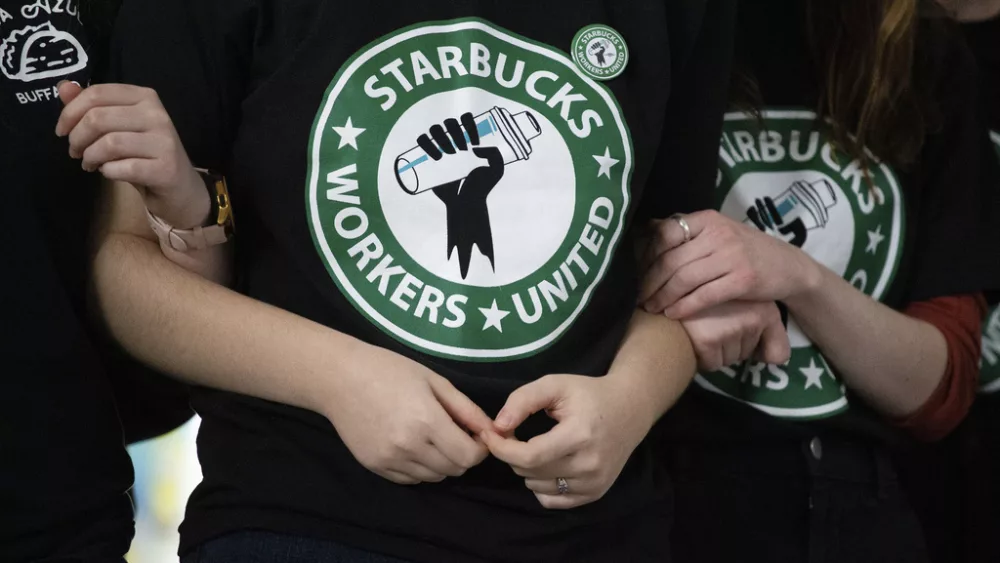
[
  {"x1": 388, "y1": 427, "x2": 417, "y2": 452},
  {"x1": 104, "y1": 132, "x2": 125, "y2": 152},
  {"x1": 81, "y1": 107, "x2": 102, "y2": 129}
]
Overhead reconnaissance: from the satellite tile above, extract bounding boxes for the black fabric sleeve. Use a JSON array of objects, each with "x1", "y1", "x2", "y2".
[
  {"x1": 638, "y1": 0, "x2": 737, "y2": 221},
  {"x1": 905, "y1": 32, "x2": 1000, "y2": 302},
  {"x1": 109, "y1": 0, "x2": 256, "y2": 171}
]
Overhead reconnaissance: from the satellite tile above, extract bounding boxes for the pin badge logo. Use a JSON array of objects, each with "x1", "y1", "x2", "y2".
[{"x1": 571, "y1": 25, "x2": 628, "y2": 81}]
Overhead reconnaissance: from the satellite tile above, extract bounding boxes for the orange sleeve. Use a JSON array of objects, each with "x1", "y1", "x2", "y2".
[{"x1": 891, "y1": 293, "x2": 987, "y2": 442}]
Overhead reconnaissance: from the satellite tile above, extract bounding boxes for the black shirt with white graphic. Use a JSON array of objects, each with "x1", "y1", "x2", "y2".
[
  {"x1": 111, "y1": 0, "x2": 735, "y2": 561},
  {"x1": 658, "y1": 2, "x2": 999, "y2": 445},
  {"x1": 0, "y1": 0, "x2": 135, "y2": 561}
]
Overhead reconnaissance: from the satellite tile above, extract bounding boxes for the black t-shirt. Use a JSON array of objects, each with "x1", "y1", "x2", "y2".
[
  {"x1": 660, "y1": 3, "x2": 999, "y2": 446},
  {"x1": 965, "y1": 16, "x2": 1000, "y2": 396},
  {"x1": 0, "y1": 1, "x2": 134, "y2": 561},
  {"x1": 111, "y1": 1, "x2": 735, "y2": 561}
]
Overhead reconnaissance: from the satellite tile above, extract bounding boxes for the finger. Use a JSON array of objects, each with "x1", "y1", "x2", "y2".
[
  {"x1": 525, "y1": 477, "x2": 588, "y2": 496},
  {"x1": 68, "y1": 105, "x2": 151, "y2": 159},
  {"x1": 81, "y1": 132, "x2": 166, "y2": 172},
  {"x1": 493, "y1": 375, "x2": 564, "y2": 434},
  {"x1": 98, "y1": 158, "x2": 157, "y2": 186},
  {"x1": 642, "y1": 211, "x2": 710, "y2": 268},
  {"x1": 430, "y1": 124, "x2": 455, "y2": 154},
  {"x1": 428, "y1": 377, "x2": 493, "y2": 435},
  {"x1": 647, "y1": 255, "x2": 730, "y2": 315},
  {"x1": 381, "y1": 469, "x2": 420, "y2": 485},
  {"x1": 444, "y1": 118, "x2": 468, "y2": 151},
  {"x1": 57, "y1": 80, "x2": 83, "y2": 106},
  {"x1": 721, "y1": 335, "x2": 742, "y2": 368},
  {"x1": 429, "y1": 407, "x2": 489, "y2": 470},
  {"x1": 638, "y1": 236, "x2": 714, "y2": 304},
  {"x1": 413, "y1": 442, "x2": 467, "y2": 478},
  {"x1": 56, "y1": 83, "x2": 151, "y2": 137},
  {"x1": 534, "y1": 493, "x2": 591, "y2": 510},
  {"x1": 482, "y1": 424, "x2": 583, "y2": 470},
  {"x1": 757, "y1": 310, "x2": 792, "y2": 365},
  {"x1": 511, "y1": 455, "x2": 575, "y2": 480},
  {"x1": 693, "y1": 336, "x2": 725, "y2": 372},
  {"x1": 471, "y1": 146, "x2": 504, "y2": 172},
  {"x1": 398, "y1": 461, "x2": 448, "y2": 484},
  {"x1": 418, "y1": 133, "x2": 442, "y2": 160},
  {"x1": 664, "y1": 275, "x2": 746, "y2": 320},
  {"x1": 739, "y1": 323, "x2": 763, "y2": 366},
  {"x1": 461, "y1": 112, "x2": 480, "y2": 145}
]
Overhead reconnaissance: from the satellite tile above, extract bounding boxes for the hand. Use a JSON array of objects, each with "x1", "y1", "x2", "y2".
[
  {"x1": 321, "y1": 346, "x2": 493, "y2": 485},
  {"x1": 639, "y1": 210, "x2": 821, "y2": 319},
  {"x1": 55, "y1": 82, "x2": 209, "y2": 229},
  {"x1": 419, "y1": 112, "x2": 505, "y2": 279},
  {"x1": 682, "y1": 301, "x2": 791, "y2": 371},
  {"x1": 482, "y1": 374, "x2": 651, "y2": 510}
]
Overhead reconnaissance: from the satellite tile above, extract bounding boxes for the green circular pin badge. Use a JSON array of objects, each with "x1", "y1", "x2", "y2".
[{"x1": 571, "y1": 24, "x2": 629, "y2": 81}]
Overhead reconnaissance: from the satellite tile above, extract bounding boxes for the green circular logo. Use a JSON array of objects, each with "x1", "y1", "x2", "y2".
[
  {"x1": 696, "y1": 110, "x2": 905, "y2": 419},
  {"x1": 571, "y1": 25, "x2": 628, "y2": 82},
  {"x1": 306, "y1": 18, "x2": 634, "y2": 361}
]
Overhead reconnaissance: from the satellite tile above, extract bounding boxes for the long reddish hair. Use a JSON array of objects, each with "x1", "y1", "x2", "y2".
[{"x1": 806, "y1": 0, "x2": 930, "y2": 169}]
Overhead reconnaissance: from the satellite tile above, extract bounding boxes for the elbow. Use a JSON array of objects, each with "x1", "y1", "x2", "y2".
[{"x1": 892, "y1": 294, "x2": 987, "y2": 442}]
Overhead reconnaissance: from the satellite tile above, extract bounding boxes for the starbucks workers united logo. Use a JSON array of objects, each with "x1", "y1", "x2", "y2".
[
  {"x1": 696, "y1": 110, "x2": 905, "y2": 419},
  {"x1": 307, "y1": 19, "x2": 633, "y2": 360}
]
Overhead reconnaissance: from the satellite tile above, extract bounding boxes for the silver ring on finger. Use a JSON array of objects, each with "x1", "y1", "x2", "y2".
[
  {"x1": 556, "y1": 477, "x2": 570, "y2": 495},
  {"x1": 669, "y1": 213, "x2": 692, "y2": 244}
]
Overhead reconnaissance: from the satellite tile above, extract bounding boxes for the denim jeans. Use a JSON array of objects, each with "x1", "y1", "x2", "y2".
[{"x1": 181, "y1": 531, "x2": 414, "y2": 563}]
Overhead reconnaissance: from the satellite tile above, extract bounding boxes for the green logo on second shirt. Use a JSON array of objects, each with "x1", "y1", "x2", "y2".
[
  {"x1": 306, "y1": 18, "x2": 634, "y2": 361},
  {"x1": 695, "y1": 110, "x2": 906, "y2": 420}
]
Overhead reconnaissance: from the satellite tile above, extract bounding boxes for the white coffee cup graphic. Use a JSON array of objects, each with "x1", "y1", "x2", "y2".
[
  {"x1": 745, "y1": 179, "x2": 838, "y2": 231},
  {"x1": 394, "y1": 106, "x2": 542, "y2": 195}
]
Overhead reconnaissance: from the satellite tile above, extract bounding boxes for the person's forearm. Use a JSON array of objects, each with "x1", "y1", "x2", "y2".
[
  {"x1": 605, "y1": 309, "x2": 697, "y2": 428},
  {"x1": 156, "y1": 185, "x2": 233, "y2": 284},
  {"x1": 92, "y1": 231, "x2": 374, "y2": 414},
  {"x1": 784, "y1": 261, "x2": 948, "y2": 418}
]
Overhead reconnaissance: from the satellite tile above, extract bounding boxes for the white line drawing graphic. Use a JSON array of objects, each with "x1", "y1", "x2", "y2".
[{"x1": 0, "y1": 21, "x2": 88, "y2": 82}]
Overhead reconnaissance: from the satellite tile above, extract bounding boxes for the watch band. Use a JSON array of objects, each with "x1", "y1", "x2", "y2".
[
  {"x1": 146, "y1": 169, "x2": 234, "y2": 253},
  {"x1": 146, "y1": 208, "x2": 230, "y2": 252}
]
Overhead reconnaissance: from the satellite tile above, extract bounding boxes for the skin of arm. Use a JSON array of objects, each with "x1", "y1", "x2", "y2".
[
  {"x1": 92, "y1": 177, "x2": 495, "y2": 485},
  {"x1": 92, "y1": 177, "x2": 383, "y2": 413},
  {"x1": 604, "y1": 308, "x2": 698, "y2": 429},
  {"x1": 784, "y1": 256, "x2": 948, "y2": 417},
  {"x1": 641, "y1": 210, "x2": 949, "y2": 418}
]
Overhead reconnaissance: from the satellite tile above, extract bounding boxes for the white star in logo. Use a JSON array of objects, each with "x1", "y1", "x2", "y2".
[
  {"x1": 866, "y1": 224, "x2": 886, "y2": 255},
  {"x1": 479, "y1": 299, "x2": 510, "y2": 333},
  {"x1": 800, "y1": 358, "x2": 826, "y2": 390},
  {"x1": 332, "y1": 117, "x2": 366, "y2": 150},
  {"x1": 593, "y1": 147, "x2": 620, "y2": 179}
]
